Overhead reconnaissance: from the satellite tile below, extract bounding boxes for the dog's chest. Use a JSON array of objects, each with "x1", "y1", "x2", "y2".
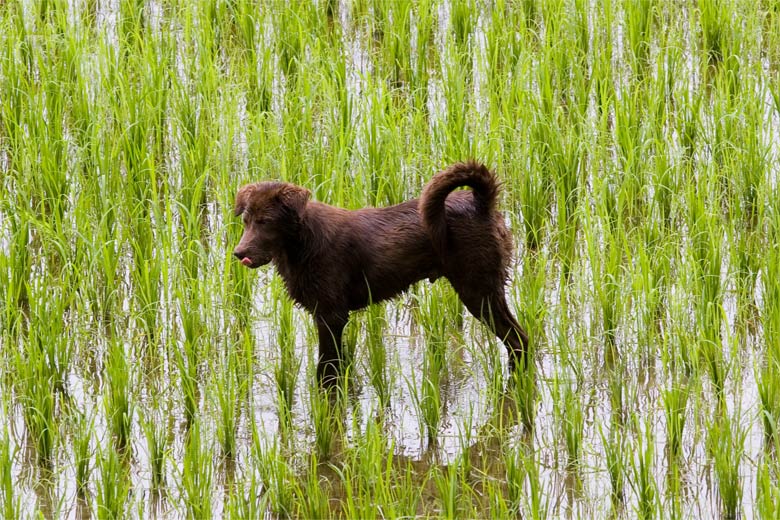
[{"x1": 276, "y1": 263, "x2": 330, "y2": 313}]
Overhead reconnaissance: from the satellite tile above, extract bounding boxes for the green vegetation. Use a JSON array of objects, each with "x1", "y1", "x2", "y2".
[{"x1": 1, "y1": 0, "x2": 778, "y2": 517}]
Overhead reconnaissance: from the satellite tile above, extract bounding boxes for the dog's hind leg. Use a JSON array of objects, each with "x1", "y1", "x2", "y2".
[
  {"x1": 458, "y1": 292, "x2": 529, "y2": 371},
  {"x1": 315, "y1": 313, "x2": 348, "y2": 386}
]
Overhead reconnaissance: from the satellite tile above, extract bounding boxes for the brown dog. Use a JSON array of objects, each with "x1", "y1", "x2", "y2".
[{"x1": 233, "y1": 161, "x2": 528, "y2": 383}]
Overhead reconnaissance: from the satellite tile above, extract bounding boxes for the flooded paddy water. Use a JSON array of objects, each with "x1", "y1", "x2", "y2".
[{"x1": 1, "y1": 0, "x2": 780, "y2": 518}]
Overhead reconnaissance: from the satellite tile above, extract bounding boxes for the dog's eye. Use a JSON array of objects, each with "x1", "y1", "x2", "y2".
[{"x1": 255, "y1": 217, "x2": 267, "y2": 225}]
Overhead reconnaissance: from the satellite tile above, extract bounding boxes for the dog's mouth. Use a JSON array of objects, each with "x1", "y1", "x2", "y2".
[
  {"x1": 234, "y1": 253, "x2": 272, "y2": 269},
  {"x1": 237, "y1": 256, "x2": 261, "y2": 268}
]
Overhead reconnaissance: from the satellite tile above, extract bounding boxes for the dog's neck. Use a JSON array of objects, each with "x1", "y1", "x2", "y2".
[{"x1": 271, "y1": 209, "x2": 324, "y2": 310}]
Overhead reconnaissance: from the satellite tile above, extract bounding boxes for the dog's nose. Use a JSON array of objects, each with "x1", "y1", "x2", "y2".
[{"x1": 233, "y1": 249, "x2": 245, "y2": 260}]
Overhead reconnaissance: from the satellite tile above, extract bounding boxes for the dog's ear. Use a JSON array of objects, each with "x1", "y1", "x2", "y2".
[
  {"x1": 234, "y1": 184, "x2": 256, "y2": 217},
  {"x1": 277, "y1": 184, "x2": 311, "y2": 216}
]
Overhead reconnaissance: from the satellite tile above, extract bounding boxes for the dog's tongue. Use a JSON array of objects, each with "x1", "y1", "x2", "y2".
[{"x1": 241, "y1": 257, "x2": 252, "y2": 266}]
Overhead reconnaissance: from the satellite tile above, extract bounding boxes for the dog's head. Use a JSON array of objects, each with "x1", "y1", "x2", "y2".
[{"x1": 233, "y1": 181, "x2": 311, "y2": 268}]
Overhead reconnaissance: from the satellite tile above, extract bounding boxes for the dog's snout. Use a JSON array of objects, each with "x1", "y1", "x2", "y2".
[{"x1": 233, "y1": 248, "x2": 246, "y2": 260}]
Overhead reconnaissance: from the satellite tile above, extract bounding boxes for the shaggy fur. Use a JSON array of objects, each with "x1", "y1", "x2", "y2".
[{"x1": 234, "y1": 161, "x2": 529, "y2": 383}]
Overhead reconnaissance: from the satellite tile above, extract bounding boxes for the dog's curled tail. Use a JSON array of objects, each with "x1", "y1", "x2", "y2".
[{"x1": 420, "y1": 161, "x2": 500, "y2": 256}]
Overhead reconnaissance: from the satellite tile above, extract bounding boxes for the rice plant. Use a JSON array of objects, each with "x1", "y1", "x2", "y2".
[
  {"x1": 95, "y1": 444, "x2": 130, "y2": 520},
  {"x1": 707, "y1": 412, "x2": 746, "y2": 519},
  {"x1": 0, "y1": 0, "x2": 777, "y2": 517}
]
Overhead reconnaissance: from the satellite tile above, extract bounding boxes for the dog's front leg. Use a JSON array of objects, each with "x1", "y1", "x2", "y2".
[{"x1": 315, "y1": 313, "x2": 348, "y2": 386}]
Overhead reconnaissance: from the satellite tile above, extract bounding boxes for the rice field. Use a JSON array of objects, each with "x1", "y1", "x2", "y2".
[{"x1": 1, "y1": 0, "x2": 780, "y2": 518}]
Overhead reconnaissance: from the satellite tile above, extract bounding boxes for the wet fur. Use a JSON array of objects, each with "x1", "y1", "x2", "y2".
[{"x1": 233, "y1": 161, "x2": 529, "y2": 383}]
